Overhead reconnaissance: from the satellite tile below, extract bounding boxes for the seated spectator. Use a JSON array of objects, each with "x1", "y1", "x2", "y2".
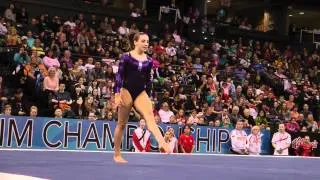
[
  {"x1": 32, "y1": 39, "x2": 45, "y2": 57},
  {"x1": 54, "y1": 108, "x2": 63, "y2": 119},
  {"x1": 6, "y1": 26, "x2": 20, "y2": 46},
  {"x1": 130, "y1": 8, "x2": 141, "y2": 18},
  {"x1": 214, "y1": 120, "x2": 221, "y2": 127},
  {"x1": 230, "y1": 120, "x2": 248, "y2": 154},
  {"x1": 51, "y1": 83, "x2": 73, "y2": 113},
  {"x1": 43, "y1": 67, "x2": 59, "y2": 93},
  {"x1": 176, "y1": 109, "x2": 187, "y2": 125},
  {"x1": 1, "y1": 104, "x2": 12, "y2": 116},
  {"x1": 0, "y1": 17, "x2": 8, "y2": 36},
  {"x1": 295, "y1": 136, "x2": 314, "y2": 157},
  {"x1": 255, "y1": 110, "x2": 268, "y2": 129},
  {"x1": 243, "y1": 108, "x2": 255, "y2": 127},
  {"x1": 29, "y1": 106, "x2": 38, "y2": 117},
  {"x1": 163, "y1": 128, "x2": 178, "y2": 153},
  {"x1": 60, "y1": 50, "x2": 73, "y2": 70},
  {"x1": 217, "y1": 107, "x2": 232, "y2": 127},
  {"x1": 229, "y1": 106, "x2": 243, "y2": 126},
  {"x1": 14, "y1": 46, "x2": 30, "y2": 65},
  {"x1": 187, "y1": 109, "x2": 200, "y2": 125},
  {"x1": 118, "y1": 21, "x2": 129, "y2": 36},
  {"x1": 132, "y1": 119, "x2": 151, "y2": 152},
  {"x1": 285, "y1": 118, "x2": 300, "y2": 133},
  {"x1": 26, "y1": 31, "x2": 34, "y2": 49},
  {"x1": 158, "y1": 102, "x2": 174, "y2": 123},
  {"x1": 9, "y1": 88, "x2": 28, "y2": 116},
  {"x1": 169, "y1": 115, "x2": 177, "y2": 124},
  {"x1": 178, "y1": 125, "x2": 194, "y2": 153},
  {"x1": 306, "y1": 114, "x2": 318, "y2": 132},
  {"x1": 43, "y1": 50, "x2": 60, "y2": 68},
  {"x1": 70, "y1": 60, "x2": 85, "y2": 82},
  {"x1": 88, "y1": 111, "x2": 97, "y2": 121},
  {"x1": 104, "y1": 111, "x2": 115, "y2": 121}
]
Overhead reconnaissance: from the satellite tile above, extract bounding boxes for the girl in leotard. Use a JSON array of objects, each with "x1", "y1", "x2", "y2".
[{"x1": 113, "y1": 32, "x2": 170, "y2": 163}]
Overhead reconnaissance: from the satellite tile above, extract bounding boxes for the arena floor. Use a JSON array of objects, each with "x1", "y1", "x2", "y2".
[{"x1": 0, "y1": 149, "x2": 319, "y2": 180}]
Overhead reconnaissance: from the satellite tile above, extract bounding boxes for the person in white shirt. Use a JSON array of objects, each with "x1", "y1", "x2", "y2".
[
  {"x1": 0, "y1": 18, "x2": 7, "y2": 36},
  {"x1": 230, "y1": 120, "x2": 248, "y2": 154},
  {"x1": 132, "y1": 119, "x2": 151, "y2": 152},
  {"x1": 187, "y1": 109, "x2": 199, "y2": 125},
  {"x1": 246, "y1": 126, "x2": 261, "y2": 155},
  {"x1": 165, "y1": 42, "x2": 177, "y2": 57},
  {"x1": 84, "y1": 57, "x2": 95, "y2": 72},
  {"x1": 118, "y1": 21, "x2": 130, "y2": 36},
  {"x1": 158, "y1": 102, "x2": 174, "y2": 123},
  {"x1": 272, "y1": 123, "x2": 291, "y2": 155}
]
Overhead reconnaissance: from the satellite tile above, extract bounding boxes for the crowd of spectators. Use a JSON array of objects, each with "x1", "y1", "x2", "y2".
[{"x1": 0, "y1": 2, "x2": 319, "y2": 155}]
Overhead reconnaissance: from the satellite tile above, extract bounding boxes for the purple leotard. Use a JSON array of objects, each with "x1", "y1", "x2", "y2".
[{"x1": 114, "y1": 53, "x2": 153, "y2": 101}]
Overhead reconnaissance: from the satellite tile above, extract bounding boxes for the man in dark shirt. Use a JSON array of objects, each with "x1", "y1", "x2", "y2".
[{"x1": 52, "y1": 83, "x2": 72, "y2": 114}]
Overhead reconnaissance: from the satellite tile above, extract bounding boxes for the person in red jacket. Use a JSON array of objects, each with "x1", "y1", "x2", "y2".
[
  {"x1": 296, "y1": 136, "x2": 314, "y2": 157},
  {"x1": 178, "y1": 125, "x2": 194, "y2": 153},
  {"x1": 132, "y1": 119, "x2": 151, "y2": 152}
]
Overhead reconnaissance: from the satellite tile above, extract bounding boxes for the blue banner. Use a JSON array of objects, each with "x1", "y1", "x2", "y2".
[{"x1": 0, "y1": 116, "x2": 271, "y2": 154}]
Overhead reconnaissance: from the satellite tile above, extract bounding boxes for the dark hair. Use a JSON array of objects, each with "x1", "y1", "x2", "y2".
[{"x1": 183, "y1": 124, "x2": 192, "y2": 132}]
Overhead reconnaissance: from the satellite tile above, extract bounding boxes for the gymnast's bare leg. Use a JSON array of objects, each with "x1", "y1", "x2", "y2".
[
  {"x1": 134, "y1": 91, "x2": 170, "y2": 153},
  {"x1": 113, "y1": 89, "x2": 132, "y2": 163}
]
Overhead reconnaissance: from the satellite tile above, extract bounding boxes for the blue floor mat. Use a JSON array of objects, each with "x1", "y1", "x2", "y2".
[{"x1": 0, "y1": 150, "x2": 319, "y2": 180}]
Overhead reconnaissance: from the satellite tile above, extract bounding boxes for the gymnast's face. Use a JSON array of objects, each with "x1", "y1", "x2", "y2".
[{"x1": 134, "y1": 34, "x2": 149, "y2": 52}]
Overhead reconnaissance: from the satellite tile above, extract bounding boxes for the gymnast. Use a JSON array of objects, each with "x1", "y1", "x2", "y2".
[{"x1": 113, "y1": 32, "x2": 170, "y2": 163}]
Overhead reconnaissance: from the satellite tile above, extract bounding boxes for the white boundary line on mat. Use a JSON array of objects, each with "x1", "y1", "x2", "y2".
[{"x1": 0, "y1": 148, "x2": 319, "y2": 160}]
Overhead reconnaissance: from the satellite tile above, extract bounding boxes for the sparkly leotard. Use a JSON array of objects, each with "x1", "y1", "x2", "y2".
[{"x1": 114, "y1": 53, "x2": 153, "y2": 102}]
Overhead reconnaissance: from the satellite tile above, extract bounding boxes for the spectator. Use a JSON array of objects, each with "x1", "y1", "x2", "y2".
[
  {"x1": 132, "y1": 119, "x2": 151, "y2": 152},
  {"x1": 306, "y1": 114, "x2": 318, "y2": 132},
  {"x1": 158, "y1": 102, "x2": 174, "y2": 123},
  {"x1": 6, "y1": 27, "x2": 20, "y2": 46},
  {"x1": 295, "y1": 136, "x2": 314, "y2": 157},
  {"x1": 88, "y1": 111, "x2": 97, "y2": 121},
  {"x1": 285, "y1": 118, "x2": 300, "y2": 133},
  {"x1": 163, "y1": 128, "x2": 178, "y2": 153},
  {"x1": 9, "y1": 88, "x2": 28, "y2": 116},
  {"x1": 2, "y1": 104, "x2": 12, "y2": 116},
  {"x1": 54, "y1": 108, "x2": 63, "y2": 118},
  {"x1": 230, "y1": 120, "x2": 248, "y2": 154},
  {"x1": 14, "y1": 46, "x2": 30, "y2": 65},
  {"x1": 43, "y1": 67, "x2": 59, "y2": 92},
  {"x1": 0, "y1": 17, "x2": 8, "y2": 36},
  {"x1": 245, "y1": 125, "x2": 261, "y2": 155},
  {"x1": 255, "y1": 110, "x2": 268, "y2": 129},
  {"x1": 243, "y1": 108, "x2": 255, "y2": 127},
  {"x1": 4, "y1": 3, "x2": 16, "y2": 22},
  {"x1": 187, "y1": 109, "x2": 200, "y2": 125},
  {"x1": 29, "y1": 106, "x2": 38, "y2": 117},
  {"x1": 43, "y1": 50, "x2": 60, "y2": 68},
  {"x1": 118, "y1": 21, "x2": 129, "y2": 36},
  {"x1": 271, "y1": 123, "x2": 291, "y2": 156},
  {"x1": 51, "y1": 83, "x2": 72, "y2": 113},
  {"x1": 178, "y1": 125, "x2": 194, "y2": 153}
]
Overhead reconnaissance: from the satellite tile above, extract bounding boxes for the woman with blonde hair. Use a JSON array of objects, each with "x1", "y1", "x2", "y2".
[{"x1": 245, "y1": 126, "x2": 262, "y2": 155}]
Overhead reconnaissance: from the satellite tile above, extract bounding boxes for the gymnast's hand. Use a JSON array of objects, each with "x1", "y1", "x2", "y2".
[{"x1": 114, "y1": 93, "x2": 123, "y2": 108}]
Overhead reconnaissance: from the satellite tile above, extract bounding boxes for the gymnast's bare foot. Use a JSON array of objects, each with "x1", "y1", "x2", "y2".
[
  {"x1": 159, "y1": 142, "x2": 171, "y2": 154},
  {"x1": 113, "y1": 154, "x2": 128, "y2": 164}
]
